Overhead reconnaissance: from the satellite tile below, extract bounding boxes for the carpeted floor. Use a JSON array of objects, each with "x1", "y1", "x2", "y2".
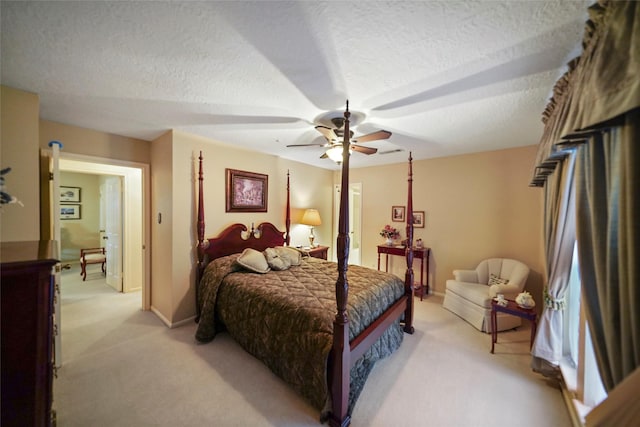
[{"x1": 54, "y1": 265, "x2": 571, "y2": 427}]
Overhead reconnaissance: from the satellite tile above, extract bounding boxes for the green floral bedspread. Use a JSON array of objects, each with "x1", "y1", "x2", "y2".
[{"x1": 196, "y1": 255, "x2": 405, "y2": 418}]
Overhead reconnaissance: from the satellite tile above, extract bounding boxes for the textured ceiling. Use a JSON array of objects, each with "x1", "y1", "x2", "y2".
[{"x1": 1, "y1": 1, "x2": 589, "y2": 170}]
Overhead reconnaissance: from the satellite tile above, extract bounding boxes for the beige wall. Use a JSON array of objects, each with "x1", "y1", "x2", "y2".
[
  {"x1": 59, "y1": 171, "x2": 101, "y2": 262},
  {"x1": 39, "y1": 120, "x2": 150, "y2": 164},
  {"x1": 345, "y1": 146, "x2": 544, "y2": 303},
  {"x1": 0, "y1": 86, "x2": 40, "y2": 242},
  {"x1": 151, "y1": 130, "x2": 334, "y2": 325},
  {"x1": 150, "y1": 131, "x2": 173, "y2": 320}
]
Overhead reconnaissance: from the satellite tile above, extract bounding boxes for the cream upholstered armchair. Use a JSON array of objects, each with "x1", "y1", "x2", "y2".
[{"x1": 442, "y1": 258, "x2": 530, "y2": 333}]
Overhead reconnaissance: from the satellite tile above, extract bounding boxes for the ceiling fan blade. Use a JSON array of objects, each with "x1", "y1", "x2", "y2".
[
  {"x1": 315, "y1": 125, "x2": 338, "y2": 141},
  {"x1": 352, "y1": 130, "x2": 392, "y2": 144},
  {"x1": 286, "y1": 143, "x2": 327, "y2": 147},
  {"x1": 351, "y1": 145, "x2": 378, "y2": 155}
]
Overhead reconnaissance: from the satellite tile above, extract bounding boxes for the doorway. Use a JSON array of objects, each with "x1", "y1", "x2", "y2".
[
  {"x1": 333, "y1": 182, "x2": 363, "y2": 265},
  {"x1": 49, "y1": 151, "x2": 150, "y2": 367},
  {"x1": 59, "y1": 171, "x2": 124, "y2": 291},
  {"x1": 57, "y1": 155, "x2": 149, "y2": 300}
]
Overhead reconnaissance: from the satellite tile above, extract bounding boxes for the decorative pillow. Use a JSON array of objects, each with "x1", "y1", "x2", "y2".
[
  {"x1": 275, "y1": 246, "x2": 302, "y2": 266},
  {"x1": 264, "y1": 247, "x2": 292, "y2": 271},
  {"x1": 236, "y1": 248, "x2": 270, "y2": 273},
  {"x1": 488, "y1": 273, "x2": 509, "y2": 286}
]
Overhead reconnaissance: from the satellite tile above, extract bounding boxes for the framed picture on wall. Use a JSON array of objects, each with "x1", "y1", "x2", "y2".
[
  {"x1": 61, "y1": 204, "x2": 81, "y2": 220},
  {"x1": 392, "y1": 206, "x2": 405, "y2": 222},
  {"x1": 412, "y1": 211, "x2": 425, "y2": 228},
  {"x1": 60, "y1": 186, "x2": 81, "y2": 202},
  {"x1": 226, "y1": 168, "x2": 268, "y2": 212}
]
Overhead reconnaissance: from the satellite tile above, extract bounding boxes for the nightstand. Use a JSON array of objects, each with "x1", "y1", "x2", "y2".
[{"x1": 305, "y1": 245, "x2": 329, "y2": 260}]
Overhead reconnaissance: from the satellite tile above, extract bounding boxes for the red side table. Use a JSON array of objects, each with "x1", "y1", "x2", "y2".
[
  {"x1": 490, "y1": 299, "x2": 538, "y2": 353},
  {"x1": 377, "y1": 245, "x2": 430, "y2": 300}
]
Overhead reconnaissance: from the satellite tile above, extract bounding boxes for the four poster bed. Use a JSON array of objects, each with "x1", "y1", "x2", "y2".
[{"x1": 195, "y1": 106, "x2": 416, "y2": 427}]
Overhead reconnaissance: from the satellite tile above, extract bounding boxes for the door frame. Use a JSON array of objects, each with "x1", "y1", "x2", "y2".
[
  {"x1": 333, "y1": 182, "x2": 363, "y2": 265},
  {"x1": 47, "y1": 150, "x2": 150, "y2": 309}
]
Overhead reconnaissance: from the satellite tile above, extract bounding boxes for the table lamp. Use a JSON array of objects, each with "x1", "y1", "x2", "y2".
[{"x1": 301, "y1": 208, "x2": 322, "y2": 247}]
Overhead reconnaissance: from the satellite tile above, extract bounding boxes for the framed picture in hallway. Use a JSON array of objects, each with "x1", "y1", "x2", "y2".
[
  {"x1": 60, "y1": 186, "x2": 81, "y2": 202},
  {"x1": 61, "y1": 204, "x2": 81, "y2": 220}
]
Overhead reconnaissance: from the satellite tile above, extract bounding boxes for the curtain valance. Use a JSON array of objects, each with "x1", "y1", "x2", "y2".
[{"x1": 532, "y1": 0, "x2": 640, "y2": 185}]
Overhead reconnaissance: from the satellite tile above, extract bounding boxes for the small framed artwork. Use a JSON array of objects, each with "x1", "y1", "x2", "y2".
[
  {"x1": 60, "y1": 186, "x2": 81, "y2": 202},
  {"x1": 61, "y1": 204, "x2": 81, "y2": 220},
  {"x1": 412, "y1": 211, "x2": 425, "y2": 228},
  {"x1": 226, "y1": 168, "x2": 268, "y2": 213},
  {"x1": 392, "y1": 206, "x2": 405, "y2": 222}
]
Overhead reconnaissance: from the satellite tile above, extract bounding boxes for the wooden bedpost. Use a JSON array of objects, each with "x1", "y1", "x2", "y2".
[
  {"x1": 404, "y1": 152, "x2": 415, "y2": 334},
  {"x1": 329, "y1": 101, "x2": 351, "y2": 427},
  {"x1": 195, "y1": 151, "x2": 209, "y2": 322},
  {"x1": 285, "y1": 169, "x2": 291, "y2": 246}
]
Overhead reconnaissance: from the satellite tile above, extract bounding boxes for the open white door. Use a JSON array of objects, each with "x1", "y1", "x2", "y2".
[
  {"x1": 48, "y1": 142, "x2": 63, "y2": 368},
  {"x1": 333, "y1": 183, "x2": 362, "y2": 265},
  {"x1": 104, "y1": 176, "x2": 123, "y2": 292}
]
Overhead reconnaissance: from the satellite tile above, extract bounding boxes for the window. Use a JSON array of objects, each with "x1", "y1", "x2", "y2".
[{"x1": 560, "y1": 243, "x2": 607, "y2": 422}]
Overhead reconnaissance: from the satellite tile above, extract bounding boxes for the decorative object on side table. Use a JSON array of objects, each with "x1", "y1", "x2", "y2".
[
  {"x1": 380, "y1": 224, "x2": 400, "y2": 246},
  {"x1": 301, "y1": 208, "x2": 322, "y2": 247},
  {"x1": 515, "y1": 291, "x2": 535, "y2": 309},
  {"x1": 494, "y1": 293, "x2": 508, "y2": 307}
]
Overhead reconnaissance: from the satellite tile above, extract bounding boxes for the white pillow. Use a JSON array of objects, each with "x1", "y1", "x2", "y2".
[
  {"x1": 275, "y1": 246, "x2": 302, "y2": 266},
  {"x1": 236, "y1": 248, "x2": 270, "y2": 273},
  {"x1": 264, "y1": 247, "x2": 291, "y2": 271}
]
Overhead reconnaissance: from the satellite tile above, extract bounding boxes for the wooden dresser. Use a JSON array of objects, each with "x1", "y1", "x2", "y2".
[{"x1": 1, "y1": 241, "x2": 58, "y2": 427}]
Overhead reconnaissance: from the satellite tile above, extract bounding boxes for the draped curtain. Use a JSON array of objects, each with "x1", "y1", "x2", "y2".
[
  {"x1": 530, "y1": 0, "x2": 640, "y2": 392},
  {"x1": 531, "y1": 153, "x2": 576, "y2": 374},
  {"x1": 575, "y1": 111, "x2": 640, "y2": 391}
]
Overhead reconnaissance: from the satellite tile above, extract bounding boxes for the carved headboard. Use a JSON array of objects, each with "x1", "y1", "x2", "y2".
[{"x1": 199, "y1": 222, "x2": 286, "y2": 265}]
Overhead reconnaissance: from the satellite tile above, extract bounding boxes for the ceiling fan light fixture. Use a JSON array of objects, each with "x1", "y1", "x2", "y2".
[{"x1": 326, "y1": 145, "x2": 352, "y2": 163}]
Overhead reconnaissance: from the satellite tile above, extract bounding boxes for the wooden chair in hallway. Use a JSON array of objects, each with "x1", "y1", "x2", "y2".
[{"x1": 79, "y1": 248, "x2": 106, "y2": 281}]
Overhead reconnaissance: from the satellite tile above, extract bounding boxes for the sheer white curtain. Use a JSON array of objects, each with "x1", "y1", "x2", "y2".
[{"x1": 531, "y1": 153, "x2": 576, "y2": 374}]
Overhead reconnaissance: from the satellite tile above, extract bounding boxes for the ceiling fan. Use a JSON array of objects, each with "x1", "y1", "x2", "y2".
[{"x1": 286, "y1": 102, "x2": 392, "y2": 163}]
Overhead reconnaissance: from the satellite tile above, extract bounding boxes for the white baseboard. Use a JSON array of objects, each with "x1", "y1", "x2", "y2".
[
  {"x1": 171, "y1": 315, "x2": 197, "y2": 328},
  {"x1": 150, "y1": 306, "x2": 196, "y2": 329},
  {"x1": 150, "y1": 306, "x2": 171, "y2": 327}
]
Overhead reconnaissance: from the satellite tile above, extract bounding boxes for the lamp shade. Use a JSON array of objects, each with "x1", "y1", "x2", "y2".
[{"x1": 301, "y1": 209, "x2": 322, "y2": 226}]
